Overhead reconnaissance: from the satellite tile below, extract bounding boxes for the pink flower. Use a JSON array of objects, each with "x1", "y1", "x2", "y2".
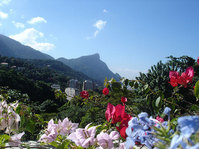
[
  {"x1": 68, "y1": 123, "x2": 96, "y2": 148},
  {"x1": 185, "y1": 66, "x2": 194, "y2": 82},
  {"x1": 156, "y1": 116, "x2": 164, "y2": 123},
  {"x1": 169, "y1": 66, "x2": 194, "y2": 88},
  {"x1": 8, "y1": 132, "x2": 25, "y2": 146},
  {"x1": 58, "y1": 117, "x2": 78, "y2": 136},
  {"x1": 0, "y1": 100, "x2": 20, "y2": 134},
  {"x1": 103, "y1": 88, "x2": 109, "y2": 95},
  {"x1": 178, "y1": 67, "x2": 194, "y2": 88},
  {"x1": 121, "y1": 97, "x2": 127, "y2": 105},
  {"x1": 97, "y1": 132, "x2": 114, "y2": 149},
  {"x1": 105, "y1": 103, "x2": 115, "y2": 122},
  {"x1": 80, "y1": 90, "x2": 89, "y2": 99},
  {"x1": 39, "y1": 119, "x2": 58, "y2": 143},
  {"x1": 109, "y1": 131, "x2": 120, "y2": 140}
]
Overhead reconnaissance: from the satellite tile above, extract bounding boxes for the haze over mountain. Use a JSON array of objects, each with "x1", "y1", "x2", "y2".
[
  {"x1": 57, "y1": 54, "x2": 121, "y2": 82},
  {"x1": 0, "y1": 34, "x2": 120, "y2": 83},
  {"x1": 0, "y1": 34, "x2": 54, "y2": 60}
]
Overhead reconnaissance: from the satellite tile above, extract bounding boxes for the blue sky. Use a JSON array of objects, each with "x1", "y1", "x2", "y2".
[{"x1": 0, "y1": 0, "x2": 199, "y2": 79}]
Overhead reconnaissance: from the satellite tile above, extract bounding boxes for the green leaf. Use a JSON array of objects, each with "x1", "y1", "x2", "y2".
[
  {"x1": 112, "y1": 82, "x2": 121, "y2": 92},
  {"x1": 155, "y1": 97, "x2": 161, "y2": 107},
  {"x1": 194, "y1": 80, "x2": 199, "y2": 100},
  {"x1": 0, "y1": 134, "x2": 10, "y2": 147}
]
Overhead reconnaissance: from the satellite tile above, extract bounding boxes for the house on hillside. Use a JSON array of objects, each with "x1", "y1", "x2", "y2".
[
  {"x1": 0, "y1": 62, "x2": 8, "y2": 67},
  {"x1": 51, "y1": 84, "x2": 60, "y2": 90}
]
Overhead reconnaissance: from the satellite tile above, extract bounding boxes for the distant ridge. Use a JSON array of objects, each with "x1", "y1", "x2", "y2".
[
  {"x1": 0, "y1": 34, "x2": 120, "y2": 83},
  {"x1": 57, "y1": 53, "x2": 121, "y2": 82},
  {"x1": 0, "y1": 34, "x2": 54, "y2": 60}
]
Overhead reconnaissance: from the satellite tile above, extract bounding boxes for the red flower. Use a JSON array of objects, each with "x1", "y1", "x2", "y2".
[
  {"x1": 102, "y1": 88, "x2": 109, "y2": 95},
  {"x1": 105, "y1": 103, "x2": 125, "y2": 124},
  {"x1": 105, "y1": 103, "x2": 115, "y2": 122},
  {"x1": 112, "y1": 104, "x2": 125, "y2": 124},
  {"x1": 121, "y1": 96, "x2": 127, "y2": 105},
  {"x1": 116, "y1": 112, "x2": 132, "y2": 139},
  {"x1": 178, "y1": 67, "x2": 194, "y2": 88},
  {"x1": 169, "y1": 66, "x2": 194, "y2": 88},
  {"x1": 116, "y1": 126, "x2": 128, "y2": 139},
  {"x1": 80, "y1": 90, "x2": 89, "y2": 99},
  {"x1": 156, "y1": 116, "x2": 164, "y2": 123},
  {"x1": 197, "y1": 57, "x2": 199, "y2": 65},
  {"x1": 169, "y1": 71, "x2": 180, "y2": 87},
  {"x1": 105, "y1": 103, "x2": 132, "y2": 139}
]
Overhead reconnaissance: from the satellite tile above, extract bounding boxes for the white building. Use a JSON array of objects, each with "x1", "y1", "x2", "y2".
[
  {"x1": 82, "y1": 80, "x2": 93, "y2": 90},
  {"x1": 65, "y1": 87, "x2": 79, "y2": 100}
]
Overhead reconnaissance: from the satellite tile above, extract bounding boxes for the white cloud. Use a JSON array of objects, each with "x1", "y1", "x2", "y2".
[
  {"x1": 94, "y1": 30, "x2": 99, "y2": 37},
  {"x1": 12, "y1": 21, "x2": 25, "y2": 28},
  {"x1": 27, "y1": 16, "x2": 47, "y2": 24},
  {"x1": 0, "y1": 11, "x2": 8, "y2": 19},
  {"x1": 94, "y1": 20, "x2": 107, "y2": 30},
  {"x1": 0, "y1": 23, "x2": 2, "y2": 26},
  {"x1": 86, "y1": 19, "x2": 107, "y2": 39},
  {"x1": 0, "y1": 0, "x2": 11, "y2": 6},
  {"x1": 103, "y1": 9, "x2": 108, "y2": 13},
  {"x1": 9, "y1": 28, "x2": 55, "y2": 51}
]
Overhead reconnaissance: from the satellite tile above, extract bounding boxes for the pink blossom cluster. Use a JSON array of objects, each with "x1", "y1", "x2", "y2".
[
  {"x1": 0, "y1": 99, "x2": 24, "y2": 146},
  {"x1": 0, "y1": 100, "x2": 20, "y2": 133},
  {"x1": 169, "y1": 66, "x2": 194, "y2": 88},
  {"x1": 39, "y1": 117, "x2": 78, "y2": 143},
  {"x1": 68, "y1": 123, "x2": 125, "y2": 149}
]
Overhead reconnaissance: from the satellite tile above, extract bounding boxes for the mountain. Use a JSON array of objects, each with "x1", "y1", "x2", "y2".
[
  {"x1": 0, "y1": 34, "x2": 54, "y2": 60},
  {"x1": 57, "y1": 53, "x2": 121, "y2": 82},
  {"x1": 0, "y1": 34, "x2": 120, "y2": 83}
]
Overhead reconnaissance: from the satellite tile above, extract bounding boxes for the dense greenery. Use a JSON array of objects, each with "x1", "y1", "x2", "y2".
[{"x1": 0, "y1": 56, "x2": 96, "y2": 115}]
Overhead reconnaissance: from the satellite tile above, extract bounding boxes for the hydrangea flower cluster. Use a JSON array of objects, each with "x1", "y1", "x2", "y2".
[
  {"x1": 169, "y1": 116, "x2": 199, "y2": 149},
  {"x1": 126, "y1": 113, "x2": 158, "y2": 149},
  {"x1": 169, "y1": 66, "x2": 194, "y2": 88},
  {"x1": 125, "y1": 107, "x2": 172, "y2": 149}
]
